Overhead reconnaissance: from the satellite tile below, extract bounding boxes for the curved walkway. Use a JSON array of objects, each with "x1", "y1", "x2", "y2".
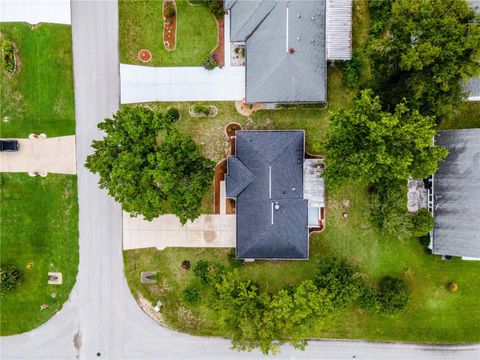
[
  {"x1": 1, "y1": 1, "x2": 479, "y2": 359},
  {"x1": 0, "y1": 136, "x2": 76, "y2": 174}
]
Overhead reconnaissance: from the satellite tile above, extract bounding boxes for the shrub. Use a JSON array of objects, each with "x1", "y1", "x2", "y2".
[
  {"x1": 0, "y1": 264, "x2": 22, "y2": 294},
  {"x1": 359, "y1": 287, "x2": 381, "y2": 313},
  {"x1": 378, "y1": 276, "x2": 410, "y2": 314},
  {"x1": 448, "y1": 281, "x2": 458, "y2": 293},
  {"x1": 227, "y1": 250, "x2": 242, "y2": 268},
  {"x1": 193, "y1": 260, "x2": 210, "y2": 284},
  {"x1": 164, "y1": 1, "x2": 176, "y2": 18},
  {"x1": 339, "y1": 51, "x2": 364, "y2": 87},
  {"x1": 2, "y1": 40, "x2": 15, "y2": 74},
  {"x1": 208, "y1": 0, "x2": 224, "y2": 18},
  {"x1": 165, "y1": 107, "x2": 180, "y2": 122},
  {"x1": 370, "y1": 180, "x2": 412, "y2": 237},
  {"x1": 202, "y1": 53, "x2": 219, "y2": 70},
  {"x1": 182, "y1": 285, "x2": 201, "y2": 304},
  {"x1": 368, "y1": 0, "x2": 393, "y2": 37},
  {"x1": 409, "y1": 208, "x2": 434, "y2": 236},
  {"x1": 314, "y1": 257, "x2": 361, "y2": 307},
  {"x1": 193, "y1": 103, "x2": 211, "y2": 116}
]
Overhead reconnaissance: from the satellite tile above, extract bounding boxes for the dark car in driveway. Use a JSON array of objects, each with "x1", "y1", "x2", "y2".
[{"x1": 0, "y1": 139, "x2": 19, "y2": 152}]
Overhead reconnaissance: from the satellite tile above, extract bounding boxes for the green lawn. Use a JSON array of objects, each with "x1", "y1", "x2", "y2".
[
  {"x1": 124, "y1": 178, "x2": 480, "y2": 342},
  {"x1": 0, "y1": 23, "x2": 75, "y2": 138},
  {"x1": 0, "y1": 23, "x2": 78, "y2": 335},
  {"x1": 440, "y1": 101, "x2": 480, "y2": 130},
  {"x1": 119, "y1": 0, "x2": 218, "y2": 66},
  {"x1": 0, "y1": 174, "x2": 79, "y2": 336}
]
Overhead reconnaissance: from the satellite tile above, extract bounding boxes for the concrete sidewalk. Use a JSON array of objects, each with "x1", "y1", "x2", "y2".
[
  {"x1": 120, "y1": 12, "x2": 245, "y2": 103},
  {"x1": 123, "y1": 212, "x2": 236, "y2": 250},
  {"x1": 0, "y1": 136, "x2": 76, "y2": 174},
  {"x1": 0, "y1": 0, "x2": 71, "y2": 25}
]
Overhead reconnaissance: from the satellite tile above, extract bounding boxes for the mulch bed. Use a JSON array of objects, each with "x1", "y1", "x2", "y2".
[
  {"x1": 163, "y1": 1, "x2": 177, "y2": 51},
  {"x1": 214, "y1": 160, "x2": 235, "y2": 214},
  {"x1": 212, "y1": 16, "x2": 225, "y2": 66}
]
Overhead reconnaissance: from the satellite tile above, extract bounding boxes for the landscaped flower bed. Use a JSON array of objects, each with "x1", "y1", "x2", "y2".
[
  {"x1": 189, "y1": 103, "x2": 218, "y2": 117},
  {"x1": 138, "y1": 49, "x2": 152, "y2": 62},
  {"x1": 212, "y1": 16, "x2": 224, "y2": 66},
  {"x1": 163, "y1": 0, "x2": 177, "y2": 51},
  {"x1": 1, "y1": 40, "x2": 17, "y2": 75}
]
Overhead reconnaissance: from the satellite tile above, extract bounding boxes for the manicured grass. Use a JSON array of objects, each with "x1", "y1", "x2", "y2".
[
  {"x1": 0, "y1": 23, "x2": 75, "y2": 138},
  {"x1": 119, "y1": 0, "x2": 218, "y2": 66},
  {"x1": 0, "y1": 174, "x2": 79, "y2": 336},
  {"x1": 440, "y1": 101, "x2": 480, "y2": 130}
]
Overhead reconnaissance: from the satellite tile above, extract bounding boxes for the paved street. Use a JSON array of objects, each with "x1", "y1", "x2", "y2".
[
  {"x1": 0, "y1": 1, "x2": 479, "y2": 359},
  {"x1": 123, "y1": 213, "x2": 236, "y2": 250},
  {"x1": 0, "y1": 136, "x2": 76, "y2": 174}
]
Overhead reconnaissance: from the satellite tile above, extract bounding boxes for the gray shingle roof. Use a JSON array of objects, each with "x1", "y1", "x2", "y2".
[
  {"x1": 432, "y1": 129, "x2": 480, "y2": 258},
  {"x1": 226, "y1": 0, "x2": 327, "y2": 104},
  {"x1": 225, "y1": 131, "x2": 308, "y2": 259}
]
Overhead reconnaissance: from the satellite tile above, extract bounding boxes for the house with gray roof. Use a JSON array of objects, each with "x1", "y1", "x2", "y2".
[
  {"x1": 224, "y1": 0, "x2": 352, "y2": 104},
  {"x1": 432, "y1": 129, "x2": 480, "y2": 259},
  {"x1": 225, "y1": 130, "x2": 325, "y2": 260}
]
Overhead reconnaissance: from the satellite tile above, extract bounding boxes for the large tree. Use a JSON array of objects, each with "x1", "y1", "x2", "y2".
[
  {"x1": 85, "y1": 106, "x2": 214, "y2": 224},
  {"x1": 369, "y1": 0, "x2": 480, "y2": 119},
  {"x1": 324, "y1": 90, "x2": 448, "y2": 187}
]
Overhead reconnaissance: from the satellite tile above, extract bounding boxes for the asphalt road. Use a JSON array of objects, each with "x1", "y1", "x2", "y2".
[{"x1": 0, "y1": 1, "x2": 479, "y2": 359}]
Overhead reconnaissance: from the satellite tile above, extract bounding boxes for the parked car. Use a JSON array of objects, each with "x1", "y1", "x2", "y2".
[{"x1": 0, "y1": 139, "x2": 19, "y2": 152}]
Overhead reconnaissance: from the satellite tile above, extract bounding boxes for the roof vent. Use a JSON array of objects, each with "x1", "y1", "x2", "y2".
[
  {"x1": 274, "y1": 204, "x2": 280, "y2": 210},
  {"x1": 297, "y1": 14, "x2": 301, "y2": 18},
  {"x1": 297, "y1": 37, "x2": 301, "y2": 41}
]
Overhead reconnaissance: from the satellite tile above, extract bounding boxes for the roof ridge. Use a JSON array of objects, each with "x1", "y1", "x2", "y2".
[{"x1": 247, "y1": 55, "x2": 291, "y2": 101}]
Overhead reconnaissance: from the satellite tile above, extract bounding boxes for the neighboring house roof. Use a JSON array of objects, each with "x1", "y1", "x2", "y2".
[
  {"x1": 326, "y1": 0, "x2": 352, "y2": 60},
  {"x1": 465, "y1": 78, "x2": 480, "y2": 101},
  {"x1": 466, "y1": 0, "x2": 480, "y2": 100},
  {"x1": 225, "y1": 0, "x2": 327, "y2": 104},
  {"x1": 432, "y1": 129, "x2": 480, "y2": 258},
  {"x1": 225, "y1": 131, "x2": 308, "y2": 259}
]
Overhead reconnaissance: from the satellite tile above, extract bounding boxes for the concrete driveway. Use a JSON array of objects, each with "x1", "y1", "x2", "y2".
[
  {"x1": 0, "y1": 136, "x2": 76, "y2": 174},
  {"x1": 0, "y1": 0, "x2": 71, "y2": 24},
  {"x1": 123, "y1": 213, "x2": 236, "y2": 250},
  {"x1": 120, "y1": 13, "x2": 245, "y2": 103}
]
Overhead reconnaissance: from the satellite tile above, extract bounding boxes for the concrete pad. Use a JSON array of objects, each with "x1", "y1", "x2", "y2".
[
  {"x1": 123, "y1": 212, "x2": 236, "y2": 250},
  {"x1": 0, "y1": 0, "x2": 71, "y2": 25},
  {"x1": 186, "y1": 216, "x2": 204, "y2": 231},
  {"x1": 0, "y1": 136, "x2": 76, "y2": 174},
  {"x1": 220, "y1": 181, "x2": 226, "y2": 215}
]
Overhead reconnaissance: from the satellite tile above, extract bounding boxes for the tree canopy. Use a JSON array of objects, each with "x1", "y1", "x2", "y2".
[
  {"x1": 85, "y1": 106, "x2": 214, "y2": 224},
  {"x1": 213, "y1": 270, "x2": 334, "y2": 354},
  {"x1": 369, "y1": 0, "x2": 480, "y2": 119},
  {"x1": 324, "y1": 90, "x2": 448, "y2": 187}
]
